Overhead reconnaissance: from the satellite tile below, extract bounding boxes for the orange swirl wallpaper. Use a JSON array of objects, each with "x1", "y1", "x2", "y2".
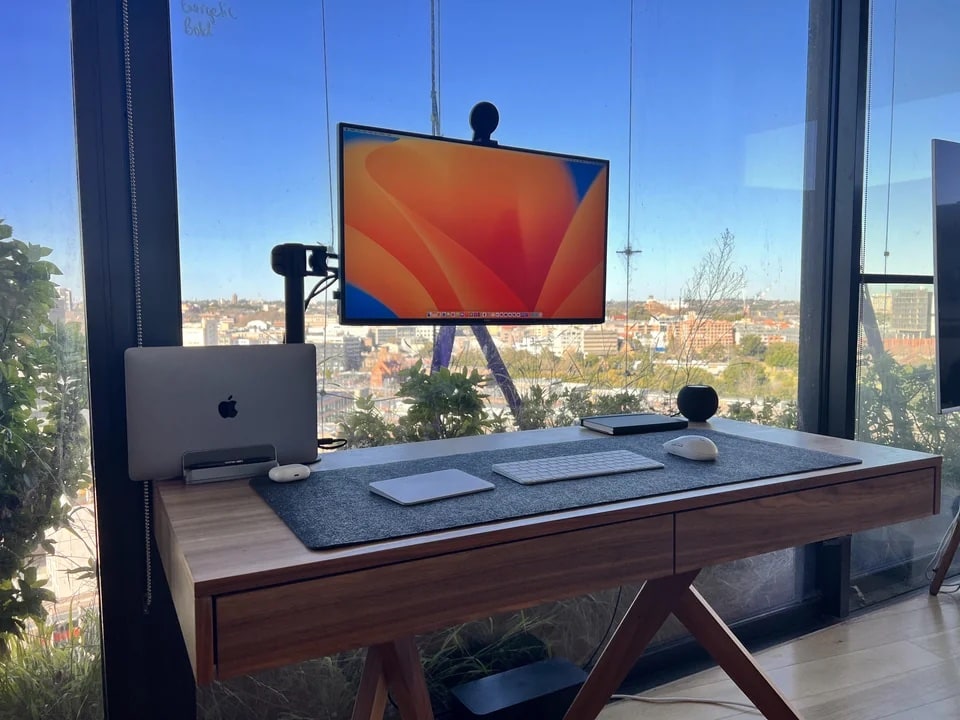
[{"x1": 339, "y1": 125, "x2": 609, "y2": 323}]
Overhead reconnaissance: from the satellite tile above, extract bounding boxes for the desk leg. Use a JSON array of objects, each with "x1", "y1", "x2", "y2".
[
  {"x1": 673, "y1": 584, "x2": 801, "y2": 720},
  {"x1": 563, "y1": 570, "x2": 700, "y2": 720},
  {"x1": 351, "y1": 638, "x2": 434, "y2": 720},
  {"x1": 564, "y1": 570, "x2": 803, "y2": 720},
  {"x1": 352, "y1": 646, "x2": 388, "y2": 720},
  {"x1": 930, "y1": 516, "x2": 960, "y2": 595}
]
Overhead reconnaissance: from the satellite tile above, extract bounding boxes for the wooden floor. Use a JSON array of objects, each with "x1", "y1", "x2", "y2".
[{"x1": 597, "y1": 587, "x2": 960, "y2": 720}]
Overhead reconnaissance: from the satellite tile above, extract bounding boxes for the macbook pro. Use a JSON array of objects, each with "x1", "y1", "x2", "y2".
[{"x1": 124, "y1": 344, "x2": 318, "y2": 481}]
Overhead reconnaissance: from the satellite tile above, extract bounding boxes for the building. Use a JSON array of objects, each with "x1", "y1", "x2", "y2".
[
  {"x1": 673, "y1": 315, "x2": 736, "y2": 354},
  {"x1": 181, "y1": 321, "x2": 204, "y2": 346},
  {"x1": 50, "y1": 286, "x2": 74, "y2": 323},
  {"x1": 203, "y1": 317, "x2": 219, "y2": 346},
  {"x1": 889, "y1": 288, "x2": 933, "y2": 338},
  {"x1": 580, "y1": 328, "x2": 620, "y2": 357}
]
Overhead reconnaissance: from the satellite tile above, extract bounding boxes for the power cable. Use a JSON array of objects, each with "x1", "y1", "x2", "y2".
[{"x1": 120, "y1": 0, "x2": 153, "y2": 615}]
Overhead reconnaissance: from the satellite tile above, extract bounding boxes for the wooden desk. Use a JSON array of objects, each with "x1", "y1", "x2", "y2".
[{"x1": 154, "y1": 419, "x2": 941, "y2": 720}]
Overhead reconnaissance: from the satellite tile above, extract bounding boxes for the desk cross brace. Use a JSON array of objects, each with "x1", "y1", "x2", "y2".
[
  {"x1": 351, "y1": 638, "x2": 434, "y2": 720},
  {"x1": 351, "y1": 569, "x2": 803, "y2": 720}
]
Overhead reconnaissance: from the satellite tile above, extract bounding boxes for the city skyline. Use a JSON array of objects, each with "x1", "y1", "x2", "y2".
[{"x1": 3, "y1": 2, "x2": 958, "y2": 308}]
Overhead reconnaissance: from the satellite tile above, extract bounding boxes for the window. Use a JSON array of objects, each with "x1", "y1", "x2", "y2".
[
  {"x1": 169, "y1": 2, "x2": 815, "y2": 715},
  {"x1": 0, "y1": 3, "x2": 101, "y2": 715},
  {"x1": 853, "y1": 0, "x2": 960, "y2": 606}
]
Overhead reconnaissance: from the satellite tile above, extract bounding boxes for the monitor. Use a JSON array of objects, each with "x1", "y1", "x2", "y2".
[
  {"x1": 933, "y1": 138, "x2": 960, "y2": 413},
  {"x1": 337, "y1": 123, "x2": 610, "y2": 325}
]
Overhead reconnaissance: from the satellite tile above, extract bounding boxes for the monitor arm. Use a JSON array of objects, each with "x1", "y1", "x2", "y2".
[{"x1": 271, "y1": 243, "x2": 338, "y2": 344}]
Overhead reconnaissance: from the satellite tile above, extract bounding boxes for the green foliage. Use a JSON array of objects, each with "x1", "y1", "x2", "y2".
[
  {"x1": 739, "y1": 334, "x2": 766, "y2": 359},
  {"x1": 724, "y1": 401, "x2": 755, "y2": 422},
  {"x1": 765, "y1": 342, "x2": 798, "y2": 369},
  {"x1": 718, "y1": 360, "x2": 768, "y2": 398},
  {"x1": 421, "y1": 626, "x2": 547, "y2": 711},
  {"x1": 337, "y1": 361, "x2": 495, "y2": 444},
  {"x1": 335, "y1": 394, "x2": 394, "y2": 449},
  {"x1": 518, "y1": 385, "x2": 648, "y2": 430},
  {"x1": 514, "y1": 385, "x2": 559, "y2": 431},
  {"x1": 0, "y1": 608, "x2": 102, "y2": 720},
  {"x1": 591, "y1": 391, "x2": 648, "y2": 416},
  {"x1": 856, "y1": 354, "x2": 960, "y2": 479},
  {"x1": 0, "y1": 226, "x2": 90, "y2": 654},
  {"x1": 395, "y1": 360, "x2": 492, "y2": 441},
  {"x1": 551, "y1": 386, "x2": 595, "y2": 428},
  {"x1": 661, "y1": 366, "x2": 715, "y2": 394}
]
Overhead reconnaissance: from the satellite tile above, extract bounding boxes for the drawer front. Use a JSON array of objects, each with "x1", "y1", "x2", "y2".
[
  {"x1": 675, "y1": 469, "x2": 937, "y2": 573},
  {"x1": 215, "y1": 515, "x2": 673, "y2": 679}
]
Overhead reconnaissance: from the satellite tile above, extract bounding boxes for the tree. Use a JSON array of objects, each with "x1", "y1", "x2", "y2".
[
  {"x1": 718, "y1": 360, "x2": 768, "y2": 398},
  {"x1": 661, "y1": 366, "x2": 715, "y2": 394},
  {"x1": 739, "y1": 334, "x2": 766, "y2": 359},
  {"x1": 765, "y1": 342, "x2": 798, "y2": 369},
  {"x1": 395, "y1": 360, "x2": 492, "y2": 441},
  {"x1": 661, "y1": 229, "x2": 747, "y2": 391},
  {"x1": 0, "y1": 223, "x2": 91, "y2": 654}
]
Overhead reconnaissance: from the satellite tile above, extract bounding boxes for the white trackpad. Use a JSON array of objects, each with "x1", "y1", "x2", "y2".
[{"x1": 369, "y1": 469, "x2": 494, "y2": 506}]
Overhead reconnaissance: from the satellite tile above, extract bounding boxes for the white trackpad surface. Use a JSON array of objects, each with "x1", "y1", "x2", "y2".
[{"x1": 369, "y1": 469, "x2": 494, "y2": 506}]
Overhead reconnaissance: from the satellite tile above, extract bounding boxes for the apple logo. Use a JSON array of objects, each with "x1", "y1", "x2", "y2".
[{"x1": 218, "y1": 395, "x2": 238, "y2": 419}]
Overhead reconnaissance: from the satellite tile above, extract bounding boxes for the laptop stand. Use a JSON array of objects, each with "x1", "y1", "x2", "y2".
[{"x1": 182, "y1": 444, "x2": 278, "y2": 485}]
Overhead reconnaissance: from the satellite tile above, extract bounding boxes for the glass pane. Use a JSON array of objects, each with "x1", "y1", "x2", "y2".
[
  {"x1": 853, "y1": 284, "x2": 959, "y2": 605},
  {"x1": 855, "y1": 0, "x2": 960, "y2": 608},
  {"x1": 862, "y1": 0, "x2": 960, "y2": 276},
  {"x1": 0, "y1": 3, "x2": 101, "y2": 716},
  {"x1": 171, "y1": 1, "x2": 812, "y2": 716}
]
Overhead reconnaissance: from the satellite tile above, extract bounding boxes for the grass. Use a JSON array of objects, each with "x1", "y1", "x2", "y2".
[{"x1": 0, "y1": 609, "x2": 103, "y2": 720}]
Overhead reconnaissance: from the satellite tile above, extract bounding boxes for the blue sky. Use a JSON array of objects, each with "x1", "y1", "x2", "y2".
[{"x1": 3, "y1": 1, "x2": 959, "y2": 306}]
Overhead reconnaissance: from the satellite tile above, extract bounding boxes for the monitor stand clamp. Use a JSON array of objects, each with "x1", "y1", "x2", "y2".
[{"x1": 270, "y1": 243, "x2": 338, "y2": 344}]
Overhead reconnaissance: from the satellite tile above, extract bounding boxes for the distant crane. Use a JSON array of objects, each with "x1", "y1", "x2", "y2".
[{"x1": 618, "y1": 243, "x2": 641, "y2": 374}]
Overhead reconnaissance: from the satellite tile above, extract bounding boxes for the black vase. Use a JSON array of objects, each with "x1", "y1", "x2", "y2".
[{"x1": 677, "y1": 384, "x2": 719, "y2": 422}]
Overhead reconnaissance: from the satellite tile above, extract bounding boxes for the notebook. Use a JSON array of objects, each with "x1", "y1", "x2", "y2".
[
  {"x1": 124, "y1": 344, "x2": 318, "y2": 481},
  {"x1": 580, "y1": 413, "x2": 688, "y2": 435}
]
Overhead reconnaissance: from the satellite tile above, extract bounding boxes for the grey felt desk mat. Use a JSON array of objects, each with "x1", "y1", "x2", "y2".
[{"x1": 250, "y1": 428, "x2": 861, "y2": 550}]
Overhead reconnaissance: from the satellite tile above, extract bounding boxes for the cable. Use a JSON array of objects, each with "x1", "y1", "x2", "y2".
[
  {"x1": 582, "y1": 586, "x2": 622, "y2": 669},
  {"x1": 305, "y1": 276, "x2": 337, "y2": 311},
  {"x1": 121, "y1": 0, "x2": 153, "y2": 615},
  {"x1": 317, "y1": 438, "x2": 347, "y2": 450},
  {"x1": 619, "y1": 0, "x2": 638, "y2": 383},
  {"x1": 880, "y1": 0, "x2": 899, "y2": 279},
  {"x1": 319, "y1": 0, "x2": 336, "y2": 428},
  {"x1": 430, "y1": 0, "x2": 442, "y2": 136},
  {"x1": 611, "y1": 693, "x2": 760, "y2": 714}
]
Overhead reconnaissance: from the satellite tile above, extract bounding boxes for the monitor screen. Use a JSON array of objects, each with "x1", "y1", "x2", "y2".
[
  {"x1": 933, "y1": 138, "x2": 960, "y2": 412},
  {"x1": 337, "y1": 123, "x2": 610, "y2": 325}
]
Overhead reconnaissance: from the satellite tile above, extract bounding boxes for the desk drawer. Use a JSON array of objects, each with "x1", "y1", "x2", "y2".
[
  {"x1": 675, "y1": 469, "x2": 937, "y2": 572},
  {"x1": 214, "y1": 514, "x2": 673, "y2": 679}
]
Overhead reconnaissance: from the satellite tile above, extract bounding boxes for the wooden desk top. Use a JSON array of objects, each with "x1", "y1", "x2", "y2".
[{"x1": 154, "y1": 419, "x2": 941, "y2": 683}]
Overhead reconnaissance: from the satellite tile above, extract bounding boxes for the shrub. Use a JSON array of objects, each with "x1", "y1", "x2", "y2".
[
  {"x1": 0, "y1": 223, "x2": 91, "y2": 654},
  {"x1": 0, "y1": 608, "x2": 102, "y2": 720}
]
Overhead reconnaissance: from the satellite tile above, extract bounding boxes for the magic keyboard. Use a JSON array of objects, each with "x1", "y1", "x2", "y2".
[{"x1": 492, "y1": 449, "x2": 664, "y2": 485}]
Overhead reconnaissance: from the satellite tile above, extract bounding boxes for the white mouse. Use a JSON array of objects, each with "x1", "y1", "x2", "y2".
[
  {"x1": 663, "y1": 435, "x2": 719, "y2": 461},
  {"x1": 268, "y1": 464, "x2": 312, "y2": 483}
]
